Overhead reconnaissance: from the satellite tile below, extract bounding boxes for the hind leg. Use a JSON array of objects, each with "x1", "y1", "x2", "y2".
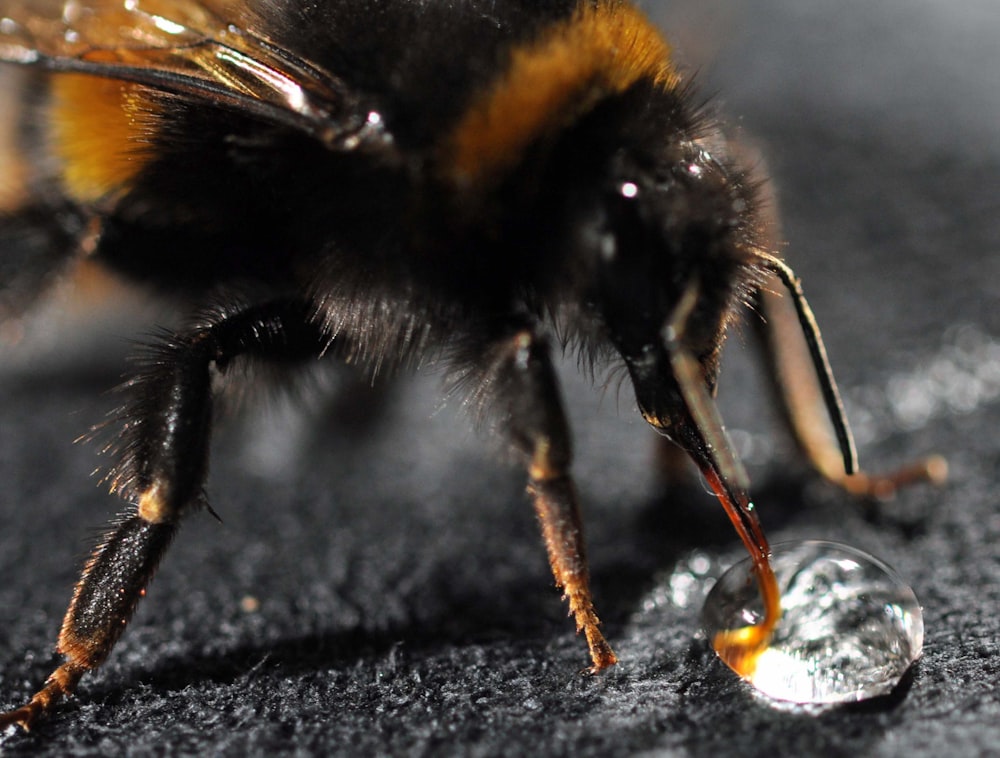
[{"x1": 0, "y1": 202, "x2": 87, "y2": 328}]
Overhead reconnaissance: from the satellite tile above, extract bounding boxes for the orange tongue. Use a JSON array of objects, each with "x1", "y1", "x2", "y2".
[{"x1": 701, "y1": 467, "x2": 782, "y2": 678}]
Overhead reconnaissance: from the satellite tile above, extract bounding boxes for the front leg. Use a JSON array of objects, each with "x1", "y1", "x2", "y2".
[
  {"x1": 467, "y1": 326, "x2": 617, "y2": 672},
  {"x1": 755, "y1": 274, "x2": 947, "y2": 499}
]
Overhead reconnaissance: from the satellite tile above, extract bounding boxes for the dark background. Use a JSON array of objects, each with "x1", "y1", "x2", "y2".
[{"x1": 1, "y1": 0, "x2": 998, "y2": 754}]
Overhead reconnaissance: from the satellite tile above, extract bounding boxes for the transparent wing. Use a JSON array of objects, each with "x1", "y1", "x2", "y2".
[{"x1": 0, "y1": 0, "x2": 393, "y2": 152}]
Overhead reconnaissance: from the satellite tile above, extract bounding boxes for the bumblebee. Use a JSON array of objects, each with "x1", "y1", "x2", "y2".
[{"x1": 0, "y1": 0, "x2": 944, "y2": 730}]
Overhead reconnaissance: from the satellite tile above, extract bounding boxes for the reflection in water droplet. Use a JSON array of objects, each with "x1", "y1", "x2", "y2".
[{"x1": 702, "y1": 541, "x2": 923, "y2": 705}]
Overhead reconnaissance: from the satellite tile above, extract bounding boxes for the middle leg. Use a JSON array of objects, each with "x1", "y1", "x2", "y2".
[{"x1": 0, "y1": 297, "x2": 330, "y2": 730}]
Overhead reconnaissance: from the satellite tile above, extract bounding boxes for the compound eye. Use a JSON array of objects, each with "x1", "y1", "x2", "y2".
[
  {"x1": 683, "y1": 161, "x2": 703, "y2": 178},
  {"x1": 619, "y1": 180, "x2": 640, "y2": 199}
]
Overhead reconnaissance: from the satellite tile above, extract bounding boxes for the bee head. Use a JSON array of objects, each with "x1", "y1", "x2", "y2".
[{"x1": 574, "y1": 132, "x2": 762, "y2": 455}]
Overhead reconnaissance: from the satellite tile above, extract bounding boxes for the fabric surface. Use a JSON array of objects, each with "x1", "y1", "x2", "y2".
[{"x1": 1, "y1": 0, "x2": 998, "y2": 755}]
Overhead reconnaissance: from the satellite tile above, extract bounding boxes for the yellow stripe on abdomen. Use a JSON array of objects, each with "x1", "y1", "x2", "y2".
[{"x1": 49, "y1": 74, "x2": 160, "y2": 204}]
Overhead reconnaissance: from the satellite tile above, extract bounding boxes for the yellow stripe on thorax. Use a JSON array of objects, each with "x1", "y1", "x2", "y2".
[
  {"x1": 446, "y1": 1, "x2": 679, "y2": 185},
  {"x1": 49, "y1": 74, "x2": 160, "y2": 204}
]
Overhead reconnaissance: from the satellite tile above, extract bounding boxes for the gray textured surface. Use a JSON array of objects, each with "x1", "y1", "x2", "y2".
[{"x1": 1, "y1": 0, "x2": 998, "y2": 754}]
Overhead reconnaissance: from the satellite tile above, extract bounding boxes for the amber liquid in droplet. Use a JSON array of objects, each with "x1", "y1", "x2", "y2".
[
  {"x1": 703, "y1": 540, "x2": 923, "y2": 705},
  {"x1": 710, "y1": 561, "x2": 781, "y2": 679}
]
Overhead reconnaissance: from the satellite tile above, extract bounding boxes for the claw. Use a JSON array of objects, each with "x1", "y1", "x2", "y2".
[
  {"x1": 0, "y1": 661, "x2": 84, "y2": 732},
  {"x1": 842, "y1": 454, "x2": 948, "y2": 500}
]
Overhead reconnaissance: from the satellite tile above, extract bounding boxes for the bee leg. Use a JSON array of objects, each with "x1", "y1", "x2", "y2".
[
  {"x1": 471, "y1": 326, "x2": 617, "y2": 672},
  {"x1": 0, "y1": 202, "x2": 86, "y2": 324},
  {"x1": 757, "y1": 283, "x2": 947, "y2": 499},
  {"x1": 0, "y1": 299, "x2": 325, "y2": 731}
]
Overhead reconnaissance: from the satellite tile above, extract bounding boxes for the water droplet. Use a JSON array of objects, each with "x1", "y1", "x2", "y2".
[{"x1": 702, "y1": 540, "x2": 923, "y2": 704}]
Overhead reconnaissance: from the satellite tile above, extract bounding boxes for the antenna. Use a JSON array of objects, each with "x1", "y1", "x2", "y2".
[{"x1": 758, "y1": 252, "x2": 859, "y2": 475}]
